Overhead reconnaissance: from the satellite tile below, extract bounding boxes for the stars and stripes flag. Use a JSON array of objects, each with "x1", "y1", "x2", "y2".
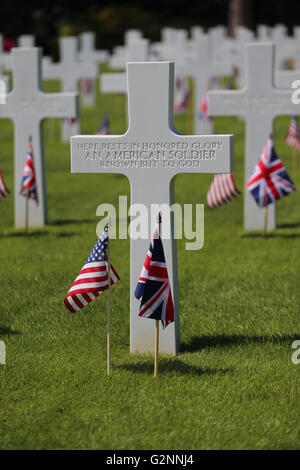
[
  {"x1": 0, "y1": 170, "x2": 10, "y2": 200},
  {"x1": 174, "y1": 76, "x2": 190, "y2": 114},
  {"x1": 207, "y1": 173, "x2": 241, "y2": 209},
  {"x1": 80, "y1": 78, "x2": 94, "y2": 95},
  {"x1": 134, "y1": 227, "x2": 174, "y2": 329},
  {"x1": 198, "y1": 91, "x2": 212, "y2": 122},
  {"x1": 20, "y1": 137, "x2": 38, "y2": 204},
  {"x1": 96, "y1": 115, "x2": 110, "y2": 135},
  {"x1": 64, "y1": 227, "x2": 120, "y2": 313},
  {"x1": 247, "y1": 137, "x2": 296, "y2": 208},
  {"x1": 285, "y1": 116, "x2": 300, "y2": 152}
]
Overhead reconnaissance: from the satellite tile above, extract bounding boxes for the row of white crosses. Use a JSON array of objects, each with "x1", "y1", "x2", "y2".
[
  {"x1": 0, "y1": 48, "x2": 78, "y2": 227},
  {"x1": 208, "y1": 43, "x2": 300, "y2": 231}
]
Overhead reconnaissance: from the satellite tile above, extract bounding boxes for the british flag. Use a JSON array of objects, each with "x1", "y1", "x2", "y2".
[
  {"x1": 64, "y1": 227, "x2": 120, "y2": 313},
  {"x1": 285, "y1": 116, "x2": 300, "y2": 152},
  {"x1": 96, "y1": 115, "x2": 110, "y2": 135},
  {"x1": 134, "y1": 227, "x2": 174, "y2": 329},
  {"x1": 207, "y1": 173, "x2": 240, "y2": 209},
  {"x1": 247, "y1": 137, "x2": 296, "y2": 208},
  {"x1": 20, "y1": 137, "x2": 38, "y2": 204},
  {"x1": 0, "y1": 170, "x2": 10, "y2": 200}
]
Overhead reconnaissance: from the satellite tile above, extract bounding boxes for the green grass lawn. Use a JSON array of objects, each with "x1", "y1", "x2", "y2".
[{"x1": 0, "y1": 70, "x2": 299, "y2": 450}]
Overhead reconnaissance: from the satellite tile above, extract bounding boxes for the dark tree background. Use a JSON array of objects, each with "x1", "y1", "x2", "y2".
[{"x1": 1, "y1": 0, "x2": 300, "y2": 56}]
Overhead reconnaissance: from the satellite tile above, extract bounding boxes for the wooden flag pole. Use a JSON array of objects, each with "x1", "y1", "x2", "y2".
[
  {"x1": 264, "y1": 205, "x2": 268, "y2": 236},
  {"x1": 106, "y1": 216, "x2": 112, "y2": 375},
  {"x1": 154, "y1": 212, "x2": 162, "y2": 378},
  {"x1": 292, "y1": 148, "x2": 298, "y2": 176}
]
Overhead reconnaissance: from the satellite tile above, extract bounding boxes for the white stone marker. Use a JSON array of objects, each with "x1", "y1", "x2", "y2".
[
  {"x1": 0, "y1": 33, "x2": 12, "y2": 70},
  {"x1": 176, "y1": 36, "x2": 232, "y2": 134},
  {"x1": 18, "y1": 35, "x2": 35, "y2": 47},
  {"x1": 71, "y1": 61, "x2": 233, "y2": 354},
  {"x1": 0, "y1": 48, "x2": 77, "y2": 227},
  {"x1": 43, "y1": 37, "x2": 98, "y2": 140},
  {"x1": 110, "y1": 39, "x2": 149, "y2": 70},
  {"x1": 0, "y1": 62, "x2": 9, "y2": 97},
  {"x1": 208, "y1": 43, "x2": 300, "y2": 231},
  {"x1": 79, "y1": 31, "x2": 108, "y2": 64},
  {"x1": 79, "y1": 32, "x2": 109, "y2": 107}
]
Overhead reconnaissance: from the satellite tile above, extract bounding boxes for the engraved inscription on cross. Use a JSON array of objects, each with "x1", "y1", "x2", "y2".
[
  {"x1": 71, "y1": 62, "x2": 233, "y2": 355},
  {"x1": 208, "y1": 43, "x2": 300, "y2": 231},
  {"x1": 0, "y1": 48, "x2": 78, "y2": 227}
]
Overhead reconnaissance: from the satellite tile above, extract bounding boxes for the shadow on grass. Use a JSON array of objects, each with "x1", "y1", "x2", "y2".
[
  {"x1": 50, "y1": 219, "x2": 94, "y2": 226},
  {"x1": 182, "y1": 334, "x2": 300, "y2": 353},
  {"x1": 0, "y1": 230, "x2": 78, "y2": 238},
  {"x1": 0, "y1": 325, "x2": 20, "y2": 336},
  {"x1": 241, "y1": 233, "x2": 300, "y2": 239},
  {"x1": 0, "y1": 230, "x2": 50, "y2": 238},
  {"x1": 278, "y1": 221, "x2": 300, "y2": 229},
  {"x1": 118, "y1": 358, "x2": 233, "y2": 376}
]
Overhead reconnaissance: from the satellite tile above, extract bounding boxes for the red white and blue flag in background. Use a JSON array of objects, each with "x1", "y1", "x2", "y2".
[
  {"x1": 207, "y1": 173, "x2": 240, "y2": 209},
  {"x1": 198, "y1": 91, "x2": 212, "y2": 122},
  {"x1": 134, "y1": 227, "x2": 174, "y2": 329},
  {"x1": 0, "y1": 170, "x2": 10, "y2": 200},
  {"x1": 64, "y1": 227, "x2": 120, "y2": 313},
  {"x1": 80, "y1": 78, "x2": 94, "y2": 95},
  {"x1": 20, "y1": 137, "x2": 38, "y2": 204},
  {"x1": 96, "y1": 115, "x2": 110, "y2": 135},
  {"x1": 247, "y1": 137, "x2": 296, "y2": 208},
  {"x1": 285, "y1": 116, "x2": 300, "y2": 152},
  {"x1": 174, "y1": 76, "x2": 190, "y2": 114}
]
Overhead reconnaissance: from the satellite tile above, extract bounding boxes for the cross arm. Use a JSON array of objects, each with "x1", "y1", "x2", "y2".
[{"x1": 101, "y1": 73, "x2": 127, "y2": 93}]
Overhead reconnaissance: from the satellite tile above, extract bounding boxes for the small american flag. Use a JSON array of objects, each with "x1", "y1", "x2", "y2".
[
  {"x1": 174, "y1": 76, "x2": 190, "y2": 114},
  {"x1": 247, "y1": 137, "x2": 296, "y2": 208},
  {"x1": 134, "y1": 227, "x2": 174, "y2": 329},
  {"x1": 96, "y1": 115, "x2": 110, "y2": 135},
  {"x1": 20, "y1": 137, "x2": 38, "y2": 204},
  {"x1": 64, "y1": 227, "x2": 120, "y2": 313},
  {"x1": 285, "y1": 116, "x2": 300, "y2": 152},
  {"x1": 207, "y1": 173, "x2": 240, "y2": 209},
  {"x1": 0, "y1": 170, "x2": 10, "y2": 200}
]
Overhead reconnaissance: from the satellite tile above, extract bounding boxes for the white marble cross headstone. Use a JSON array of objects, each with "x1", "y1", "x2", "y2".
[
  {"x1": 18, "y1": 35, "x2": 35, "y2": 48},
  {"x1": 79, "y1": 32, "x2": 109, "y2": 107},
  {"x1": 176, "y1": 36, "x2": 232, "y2": 134},
  {"x1": 208, "y1": 43, "x2": 300, "y2": 231},
  {"x1": 0, "y1": 33, "x2": 12, "y2": 70},
  {"x1": 71, "y1": 61, "x2": 233, "y2": 354},
  {"x1": 0, "y1": 48, "x2": 77, "y2": 227},
  {"x1": 43, "y1": 37, "x2": 98, "y2": 140}
]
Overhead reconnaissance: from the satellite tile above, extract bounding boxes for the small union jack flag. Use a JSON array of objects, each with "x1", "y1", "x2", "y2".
[
  {"x1": 0, "y1": 170, "x2": 10, "y2": 200},
  {"x1": 20, "y1": 137, "x2": 38, "y2": 204},
  {"x1": 96, "y1": 115, "x2": 110, "y2": 135},
  {"x1": 64, "y1": 227, "x2": 120, "y2": 313},
  {"x1": 134, "y1": 227, "x2": 174, "y2": 329},
  {"x1": 285, "y1": 116, "x2": 300, "y2": 152},
  {"x1": 247, "y1": 137, "x2": 296, "y2": 208},
  {"x1": 207, "y1": 173, "x2": 240, "y2": 209}
]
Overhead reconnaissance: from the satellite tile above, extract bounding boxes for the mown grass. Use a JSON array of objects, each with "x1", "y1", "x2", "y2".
[{"x1": 0, "y1": 67, "x2": 299, "y2": 449}]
